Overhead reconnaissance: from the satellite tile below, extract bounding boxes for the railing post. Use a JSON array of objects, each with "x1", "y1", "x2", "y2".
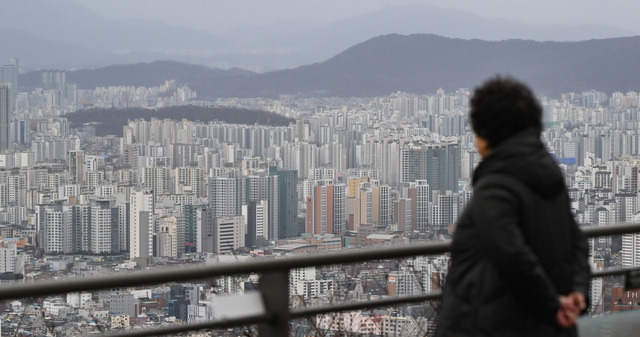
[{"x1": 259, "y1": 270, "x2": 290, "y2": 337}]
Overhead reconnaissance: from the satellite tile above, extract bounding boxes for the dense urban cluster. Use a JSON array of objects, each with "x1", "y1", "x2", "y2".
[{"x1": 0, "y1": 58, "x2": 639, "y2": 335}]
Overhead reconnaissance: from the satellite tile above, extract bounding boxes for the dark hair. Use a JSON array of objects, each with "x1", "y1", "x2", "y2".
[{"x1": 470, "y1": 76, "x2": 542, "y2": 148}]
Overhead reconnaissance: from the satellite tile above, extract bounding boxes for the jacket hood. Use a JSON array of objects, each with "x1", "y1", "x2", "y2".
[{"x1": 472, "y1": 128, "x2": 565, "y2": 199}]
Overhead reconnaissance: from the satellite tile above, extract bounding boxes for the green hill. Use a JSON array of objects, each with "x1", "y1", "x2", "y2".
[{"x1": 66, "y1": 106, "x2": 293, "y2": 136}]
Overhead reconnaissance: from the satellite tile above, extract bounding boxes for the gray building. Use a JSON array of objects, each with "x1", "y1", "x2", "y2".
[
  {"x1": 401, "y1": 142, "x2": 460, "y2": 195},
  {"x1": 270, "y1": 166, "x2": 300, "y2": 239},
  {"x1": 109, "y1": 294, "x2": 138, "y2": 317},
  {"x1": 0, "y1": 83, "x2": 9, "y2": 150},
  {"x1": 0, "y1": 59, "x2": 17, "y2": 112},
  {"x1": 200, "y1": 214, "x2": 245, "y2": 254}
]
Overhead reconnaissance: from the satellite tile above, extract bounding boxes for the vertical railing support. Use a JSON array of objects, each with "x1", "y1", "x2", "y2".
[{"x1": 259, "y1": 270, "x2": 290, "y2": 337}]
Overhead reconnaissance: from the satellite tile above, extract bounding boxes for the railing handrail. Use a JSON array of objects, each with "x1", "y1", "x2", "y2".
[
  {"x1": 0, "y1": 223, "x2": 633, "y2": 301},
  {"x1": 3, "y1": 222, "x2": 639, "y2": 337},
  {"x1": 0, "y1": 241, "x2": 452, "y2": 301},
  {"x1": 580, "y1": 222, "x2": 640, "y2": 238}
]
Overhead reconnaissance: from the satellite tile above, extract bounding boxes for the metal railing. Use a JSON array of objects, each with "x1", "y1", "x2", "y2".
[{"x1": 1, "y1": 223, "x2": 639, "y2": 337}]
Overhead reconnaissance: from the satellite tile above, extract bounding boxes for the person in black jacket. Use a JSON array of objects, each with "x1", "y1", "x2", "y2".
[{"x1": 435, "y1": 76, "x2": 591, "y2": 337}]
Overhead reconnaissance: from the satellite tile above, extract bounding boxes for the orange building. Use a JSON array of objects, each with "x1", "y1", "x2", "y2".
[
  {"x1": 306, "y1": 182, "x2": 346, "y2": 234},
  {"x1": 348, "y1": 177, "x2": 371, "y2": 198}
]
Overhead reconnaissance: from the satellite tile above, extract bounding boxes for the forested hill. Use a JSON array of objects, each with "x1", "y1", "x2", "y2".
[{"x1": 66, "y1": 105, "x2": 293, "y2": 137}]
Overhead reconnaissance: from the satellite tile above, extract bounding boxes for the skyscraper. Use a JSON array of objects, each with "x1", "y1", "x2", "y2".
[
  {"x1": 269, "y1": 166, "x2": 300, "y2": 239},
  {"x1": 0, "y1": 83, "x2": 9, "y2": 150},
  {"x1": 0, "y1": 59, "x2": 17, "y2": 112}
]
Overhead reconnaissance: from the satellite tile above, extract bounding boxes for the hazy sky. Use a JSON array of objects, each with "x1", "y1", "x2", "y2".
[{"x1": 70, "y1": 0, "x2": 640, "y2": 35}]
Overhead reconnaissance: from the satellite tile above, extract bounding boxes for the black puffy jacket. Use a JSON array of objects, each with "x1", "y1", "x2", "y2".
[{"x1": 435, "y1": 129, "x2": 590, "y2": 337}]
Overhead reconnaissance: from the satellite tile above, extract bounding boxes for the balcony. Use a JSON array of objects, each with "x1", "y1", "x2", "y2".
[{"x1": 1, "y1": 223, "x2": 639, "y2": 336}]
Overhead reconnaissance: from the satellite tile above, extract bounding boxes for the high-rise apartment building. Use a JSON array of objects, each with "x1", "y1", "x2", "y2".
[
  {"x1": 143, "y1": 166, "x2": 172, "y2": 196},
  {"x1": 408, "y1": 180, "x2": 430, "y2": 232},
  {"x1": 176, "y1": 167, "x2": 205, "y2": 197},
  {"x1": 208, "y1": 176, "x2": 243, "y2": 218},
  {"x1": 42, "y1": 70, "x2": 65, "y2": 91},
  {"x1": 622, "y1": 233, "x2": 640, "y2": 266},
  {"x1": 394, "y1": 197, "x2": 412, "y2": 232},
  {"x1": 129, "y1": 191, "x2": 154, "y2": 261},
  {"x1": 400, "y1": 142, "x2": 460, "y2": 193},
  {"x1": 68, "y1": 150, "x2": 84, "y2": 185},
  {"x1": 72, "y1": 204, "x2": 91, "y2": 253},
  {"x1": 36, "y1": 201, "x2": 74, "y2": 254},
  {"x1": 306, "y1": 182, "x2": 346, "y2": 234},
  {"x1": 0, "y1": 83, "x2": 9, "y2": 150},
  {"x1": 623, "y1": 212, "x2": 640, "y2": 267},
  {"x1": 350, "y1": 181, "x2": 391, "y2": 228},
  {"x1": 431, "y1": 190, "x2": 459, "y2": 229},
  {"x1": 115, "y1": 198, "x2": 130, "y2": 253},
  {"x1": 0, "y1": 244, "x2": 17, "y2": 273},
  {"x1": 41, "y1": 69, "x2": 67, "y2": 107},
  {"x1": 348, "y1": 177, "x2": 371, "y2": 198},
  {"x1": 91, "y1": 199, "x2": 113, "y2": 254},
  {"x1": 184, "y1": 205, "x2": 206, "y2": 252},
  {"x1": 158, "y1": 216, "x2": 179, "y2": 258},
  {"x1": 354, "y1": 183, "x2": 373, "y2": 230},
  {"x1": 374, "y1": 184, "x2": 391, "y2": 226}
]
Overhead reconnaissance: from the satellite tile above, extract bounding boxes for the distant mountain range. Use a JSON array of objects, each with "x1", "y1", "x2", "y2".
[
  {"x1": 0, "y1": 1, "x2": 633, "y2": 71},
  {"x1": 19, "y1": 61, "x2": 253, "y2": 91},
  {"x1": 0, "y1": 0, "x2": 228, "y2": 70},
  {"x1": 20, "y1": 34, "x2": 640, "y2": 98}
]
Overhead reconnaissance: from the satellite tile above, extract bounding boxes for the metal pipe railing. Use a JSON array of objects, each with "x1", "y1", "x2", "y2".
[
  {"x1": 0, "y1": 241, "x2": 452, "y2": 301},
  {"x1": 581, "y1": 222, "x2": 640, "y2": 238},
  {"x1": 3, "y1": 223, "x2": 640, "y2": 337}
]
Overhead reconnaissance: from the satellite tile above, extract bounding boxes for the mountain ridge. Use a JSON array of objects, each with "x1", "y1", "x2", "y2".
[
  {"x1": 2, "y1": 2, "x2": 634, "y2": 70},
  {"x1": 20, "y1": 34, "x2": 640, "y2": 98}
]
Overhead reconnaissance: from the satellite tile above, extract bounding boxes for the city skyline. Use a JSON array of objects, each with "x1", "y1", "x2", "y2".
[
  {"x1": 1, "y1": 60, "x2": 639, "y2": 334},
  {"x1": 1, "y1": 1, "x2": 640, "y2": 333}
]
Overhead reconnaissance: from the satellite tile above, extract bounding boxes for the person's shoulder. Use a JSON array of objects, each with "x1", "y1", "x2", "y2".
[{"x1": 475, "y1": 173, "x2": 525, "y2": 192}]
